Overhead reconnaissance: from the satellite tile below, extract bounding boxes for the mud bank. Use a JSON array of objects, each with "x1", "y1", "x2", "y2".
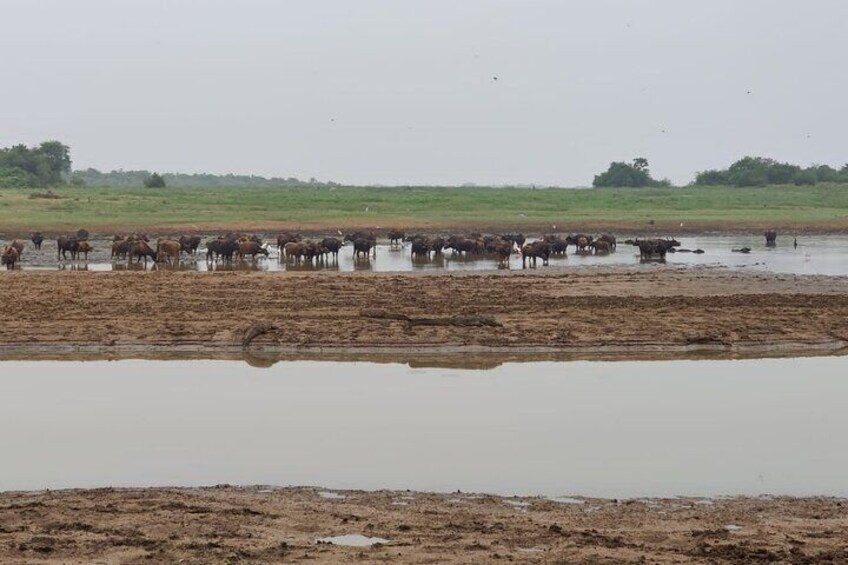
[
  {"x1": 1, "y1": 486, "x2": 845, "y2": 564},
  {"x1": 2, "y1": 267, "x2": 848, "y2": 357}
]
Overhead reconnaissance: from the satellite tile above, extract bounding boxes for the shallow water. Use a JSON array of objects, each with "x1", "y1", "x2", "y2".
[
  {"x1": 6, "y1": 234, "x2": 847, "y2": 275},
  {"x1": 1, "y1": 357, "x2": 846, "y2": 498}
]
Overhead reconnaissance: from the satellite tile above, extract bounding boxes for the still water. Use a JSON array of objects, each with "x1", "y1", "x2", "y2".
[
  {"x1": 8, "y1": 234, "x2": 848, "y2": 275},
  {"x1": 1, "y1": 357, "x2": 846, "y2": 498}
]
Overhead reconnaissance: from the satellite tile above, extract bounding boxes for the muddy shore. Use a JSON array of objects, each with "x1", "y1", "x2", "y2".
[
  {"x1": 1, "y1": 486, "x2": 845, "y2": 564},
  {"x1": 2, "y1": 266, "x2": 848, "y2": 357}
]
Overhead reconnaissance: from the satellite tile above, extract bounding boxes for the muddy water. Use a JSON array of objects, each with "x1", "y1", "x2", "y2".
[
  {"x1": 1, "y1": 357, "x2": 846, "y2": 498},
  {"x1": 5, "y1": 234, "x2": 847, "y2": 275}
]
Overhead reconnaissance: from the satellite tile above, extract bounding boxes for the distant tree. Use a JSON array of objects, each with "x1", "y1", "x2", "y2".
[
  {"x1": 143, "y1": 172, "x2": 166, "y2": 188},
  {"x1": 794, "y1": 169, "x2": 818, "y2": 186},
  {"x1": 694, "y1": 169, "x2": 730, "y2": 185},
  {"x1": 69, "y1": 173, "x2": 87, "y2": 187},
  {"x1": 593, "y1": 158, "x2": 660, "y2": 187},
  {"x1": 0, "y1": 140, "x2": 71, "y2": 187}
]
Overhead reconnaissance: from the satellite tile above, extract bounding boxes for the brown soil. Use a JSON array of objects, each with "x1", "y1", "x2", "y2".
[
  {"x1": 1, "y1": 487, "x2": 845, "y2": 564},
  {"x1": 2, "y1": 266, "x2": 848, "y2": 357}
]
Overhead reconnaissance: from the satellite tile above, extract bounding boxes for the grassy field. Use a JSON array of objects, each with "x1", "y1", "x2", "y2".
[{"x1": 2, "y1": 184, "x2": 848, "y2": 233}]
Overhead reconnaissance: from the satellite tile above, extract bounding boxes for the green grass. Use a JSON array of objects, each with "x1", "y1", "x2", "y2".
[{"x1": 2, "y1": 184, "x2": 848, "y2": 231}]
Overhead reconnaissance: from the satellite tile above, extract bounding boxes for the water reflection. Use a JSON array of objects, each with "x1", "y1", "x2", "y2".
[{"x1": 1, "y1": 356, "x2": 847, "y2": 497}]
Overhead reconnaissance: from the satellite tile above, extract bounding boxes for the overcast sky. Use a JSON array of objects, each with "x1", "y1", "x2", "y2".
[{"x1": 1, "y1": 0, "x2": 845, "y2": 186}]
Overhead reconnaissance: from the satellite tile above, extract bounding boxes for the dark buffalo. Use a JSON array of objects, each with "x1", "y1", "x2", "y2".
[
  {"x1": 31, "y1": 232, "x2": 44, "y2": 250},
  {"x1": 542, "y1": 234, "x2": 568, "y2": 255},
  {"x1": 352, "y1": 237, "x2": 373, "y2": 259},
  {"x1": 277, "y1": 232, "x2": 302, "y2": 250},
  {"x1": 206, "y1": 238, "x2": 239, "y2": 262},
  {"x1": 179, "y1": 235, "x2": 202, "y2": 254},
  {"x1": 764, "y1": 230, "x2": 777, "y2": 246},
  {"x1": 521, "y1": 241, "x2": 551, "y2": 268},
  {"x1": 387, "y1": 229, "x2": 405, "y2": 246},
  {"x1": 320, "y1": 237, "x2": 342, "y2": 260},
  {"x1": 590, "y1": 239, "x2": 611, "y2": 254},
  {"x1": 634, "y1": 238, "x2": 681, "y2": 260},
  {"x1": 500, "y1": 233, "x2": 526, "y2": 251},
  {"x1": 57, "y1": 236, "x2": 79, "y2": 260}
]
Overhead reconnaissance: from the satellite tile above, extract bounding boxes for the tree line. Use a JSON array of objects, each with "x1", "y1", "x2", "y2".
[
  {"x1": 594, "y1": 156, "x2": 848, "y2": 187},
  {"x1": 3, "y1": 140, "x2": 848, "y2": 189}
]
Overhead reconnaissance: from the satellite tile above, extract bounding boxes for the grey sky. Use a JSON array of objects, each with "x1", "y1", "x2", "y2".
[{"x1": 2, "y1": 0, "x2": 845, "y2": 186}]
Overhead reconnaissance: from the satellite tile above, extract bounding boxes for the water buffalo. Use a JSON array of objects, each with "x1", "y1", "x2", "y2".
[
  {"x1": 237, "y1": 240, "x2": 270, "y2": 260},
  {"x1": 387, "y1": 229, "x2": 405, "y2": 246},
  {"x1": 129, "y1": 240, "x2": 157, "y2": 264},
  {"x1": 596, "y1": 233, "x2": 617, "y2": 251},
  {"x1": 352, "y1": 237, "x2": 373, "y2": 259},
  {"x1": 206, "y1": 237, "x2": 239, "y2": 262},
  {"x1": 590, "y1": 239, "x2": 611, "y2": 254},
  {"x1": 284, "y1": 241, "x2": 307, "y2": 263},
  {"x1": 31, "y1": 232, "x2": 44, "y2": 250},
  {"x1": 634, "y1": 238, "x2": 681, "y2": 260},
  {"x1": 764, "y1": 230, "x2": 777, "y2": 246},
  {"x1": 542, "y1": 235, "x2": 568, "y2": 255},
  {"x1": 444, "y1": 236, "x2": 484, "y2": 256},
  {"x1": 2, "y1": 246, "x2": 19, "y2": 269},
  {"x1": 112, "y1": 239, "x2": 131, "y2": 260},
  {"x1": 566, "y1": 234, "x2": 594, "y2": 253},
  {"x1": 76, "y1": 241, "x2": 93, "y2": 261},
  {"x1": 277, "y1": 232, "x2": 302, "y2": 250},
  {"x1": 320, "y1": 237, "x2": 342, "y2": 260},
  {"x1": 500, "y1": 233, "x2": 526, "y2": 251},
  {"x1": 8, "y1": 240, "x2": 24, "y2": 258},
  {"x1": 57, "y1": 236, "x2": 79, "y2": 260},
  {"x1": 490, "y1": 238, "x2": 513, "y2": 266},
  {"x1": 179, "y1": 235, "x2": 202, "y2": 254},
  {"x1": 345, "y1": 232, "x2": 377, "y2": 257},
  {"x1": 521, "y1": 241, "x2": 551, "y2": 268},
  {"x1": 156, "y1": 239, "x2": 182, "y2": 265},
  {"x1": 410, "y1": 236, "x2": 433, "y2": 258}
]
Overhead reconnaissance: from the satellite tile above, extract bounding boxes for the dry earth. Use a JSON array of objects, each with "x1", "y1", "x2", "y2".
[
  {"x1": 1, "y1": 487, "x2": 846, "y2": 564},
  {"x1": 1, "y1": 266, "x2": 848, "y2": 356}
]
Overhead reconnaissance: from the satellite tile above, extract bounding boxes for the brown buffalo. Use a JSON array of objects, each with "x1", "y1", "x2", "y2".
[
  {"x1": 590, "y1": 239, "x2": 611, "y2": 254},
  {"x1": 2, "y1": 246, "x2": 19, "y2": 269},
  {"x1": 76, "y1": 241, "x2": 93, "y2": 261},
  {"x1": 156, "y1": 239, "x2": 182, "y2": 265},
  {"x1": 112, "y1": 239, "x2": 131, "y2": 260},
  {"x1": 237, "y1": 241, "x2": 270, "y2": 260},
  {"x1": 129, "y1": 240, "x2": 157, "y2": 264}
]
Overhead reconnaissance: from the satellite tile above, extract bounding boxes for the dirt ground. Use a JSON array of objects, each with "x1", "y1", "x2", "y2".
[
  {"x1": 2, "y1": 266, "x2": 848, "y2": 357},
  {"x1": 1, "y1": 487, "x2": 845, "y2": 564}
]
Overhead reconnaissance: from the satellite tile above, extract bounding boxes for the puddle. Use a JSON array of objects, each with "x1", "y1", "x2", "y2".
[
  {"x1": 548, "y1": 496, "x2": 584, "y2": 505},
  {"x1": 315, "y1": 534, "x2": 389, "y2": 547},
  {"x1": 1, "y1": 357, "x2": 848, "y2": 498},
  {"x1": 317, "y1": 491, "x2": 346, "y2": 500},
  {"x1": 4, "y1": 234, "x2": 848, "y2": 276}
]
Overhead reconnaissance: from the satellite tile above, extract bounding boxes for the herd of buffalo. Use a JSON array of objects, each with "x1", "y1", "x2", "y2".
[{"x1": 1, "y1": 229, "x2": 784, "y2": 270}]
